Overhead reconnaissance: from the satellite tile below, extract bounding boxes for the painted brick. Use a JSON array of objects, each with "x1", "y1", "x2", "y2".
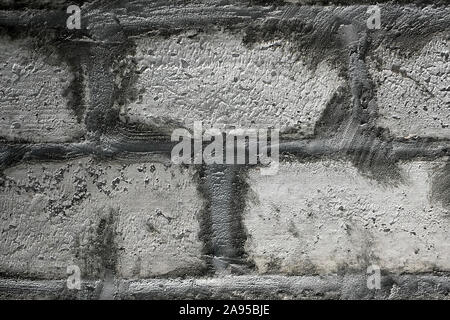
[
  {"x1": 0, "y1": 158, "x2": 205, "y2": 279},
  {"x1": 0, "y1": 36, "x2": 85, "y2": 142},
  {"x1": 124, "y1": 31, "x2": 343, "y2": 136},
  {"x1": 368, "y1": 35, "x2": 449, "y2": 139},
  {"x1": 244, "y1": 160, "x2": 450, "y2": 274}
]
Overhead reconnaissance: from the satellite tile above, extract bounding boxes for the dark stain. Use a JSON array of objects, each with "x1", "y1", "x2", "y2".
[
  {"x1": 194, "y1": 166, "x2": 214, "y2": 274},
  {"x1": 431, "y1": 162, "x2": 450, "y2": 208},
  {"x1": 242, "y1": 16, "x2": 346, "y2": 70},
  {"x1": 94, "y1": 208, "x2": 118, "y2": 272},
  {"x1": 314, "y1": 85, "x2": 353, "y2": 138},
  {"x1": 56, "y1": 41, "x2": 89, "y2": 124},
  {"x1": 195, "y1": 165, "x2": 255, "y2": 274},
  {"x1": 74, "y1": 207, "x2": 118, "y2": 279}
]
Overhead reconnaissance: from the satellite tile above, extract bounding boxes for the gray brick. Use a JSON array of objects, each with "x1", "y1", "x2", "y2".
[
  {"x1": 368, "y1": 35, "x2": 449, "y2": 139},
  {"x1": 124, "y1": 31, "x2": 343, "y2": 137},
  {"x1": 244, "y1": 160, "x2": 450, "y2": 274},
  {"x1": 0, "y1": 158, "x2": 205, "y2": 279},
  {"x1": 0, "y1": 36, "x2": 85, "y2": 142}
]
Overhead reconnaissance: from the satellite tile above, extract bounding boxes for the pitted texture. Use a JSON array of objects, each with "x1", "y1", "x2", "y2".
[
  {"x1": 0, "y1": 159, "x2": 205, "y2": 279},
  {"x1": 124, "y1": 31, "x2": 343, "y2": 136},
  {"x1": 369, "y1": 35, "x2": 450, "y2": 139},
  {"x1": 0, "y1": 36, "x2": 85, "y2": 142},
  {"x1": 245, "y1": 160, "x2": 450, "y2": 274}
]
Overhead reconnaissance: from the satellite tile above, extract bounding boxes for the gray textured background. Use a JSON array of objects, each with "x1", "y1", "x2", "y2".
[{"x1": 0, "y1": 0, "x2": 449, "y2": 299}]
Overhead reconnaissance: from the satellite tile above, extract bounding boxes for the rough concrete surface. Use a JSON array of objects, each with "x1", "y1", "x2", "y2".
[
  {"x1": 0, "y1": 0, "x2": 449, "y2": 300},
  {"x1": 245, "y1": 160, "x2": 450, "y2": 274},
  {"x1": 0, "y1": 36, "x2": 85, "y2": 142},
  {"x1": 126, "y1": 31, "x2": 343, "y2": 136},
  {"x1": 0, "y1": 158, "x2": 205, "y2": 279},
  {"x1": 368, "y1": 35, "x2": 449, "y2": 139}
]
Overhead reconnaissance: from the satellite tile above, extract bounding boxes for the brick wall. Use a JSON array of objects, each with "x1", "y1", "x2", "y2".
[{"x1": 0, "y1": 0, "x2": 449, "y2": 299}]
